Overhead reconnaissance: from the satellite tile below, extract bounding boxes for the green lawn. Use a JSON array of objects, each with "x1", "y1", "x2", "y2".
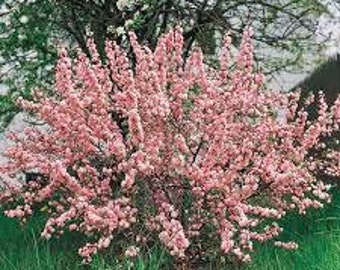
[
  {"x1": 2, "y1": 191, "x2": 340, "y2": 270},
  {"x1": 245, "y1": 189, "x2": 340, "y2": 270}
]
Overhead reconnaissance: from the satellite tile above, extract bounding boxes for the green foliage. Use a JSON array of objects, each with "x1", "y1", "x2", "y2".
[{"x1": 0, "y1": 0, "x2": 60, "y2": 128}]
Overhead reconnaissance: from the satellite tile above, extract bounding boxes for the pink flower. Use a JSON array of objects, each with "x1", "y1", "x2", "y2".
[{"x1": 124, "y1": 246, "x2": 140, "y2": 258}]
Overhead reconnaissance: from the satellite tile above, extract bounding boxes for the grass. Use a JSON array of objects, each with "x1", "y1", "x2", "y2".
[
  {"x1": 2, "y1": 192, "x2": 340, "y2": 269},
  {"x1": 0, "y1": 215, "x2": 82, "y2": 270},
  {"x1": 244, "y1": 189, "x2": 340, "y2": 270},
  {"x1": 0, "y1": 213, "x2": 173, "y2": 270}
]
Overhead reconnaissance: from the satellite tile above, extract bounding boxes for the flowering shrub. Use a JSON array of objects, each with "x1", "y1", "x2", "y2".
[{"x1": 1, "y1": 27, "x2": 340, "y2": 264}]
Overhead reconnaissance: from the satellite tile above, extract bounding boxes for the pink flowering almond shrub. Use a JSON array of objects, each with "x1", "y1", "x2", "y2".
[{"x1": 1, "y1": 27, "x2": 340, "y2": 264}]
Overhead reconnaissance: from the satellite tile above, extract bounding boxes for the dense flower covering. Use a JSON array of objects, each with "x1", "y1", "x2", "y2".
[{"x1": 1, "y1": 27, "x2": 340, "y2": 264}]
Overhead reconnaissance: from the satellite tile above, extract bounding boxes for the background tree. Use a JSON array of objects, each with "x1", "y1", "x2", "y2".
[
  {"x1": 0, "y1": 0, "x2": 58, "y2": 129},
  {"x1": 56, "y1": 0, "x2": 327, "y2": 73},
  {"x1": 0, "y1": 0, "x2": 330, "y2": 128}
]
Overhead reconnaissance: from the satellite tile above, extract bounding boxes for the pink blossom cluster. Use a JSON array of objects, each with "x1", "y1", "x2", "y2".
[{"x1": 1, "y1": 26, "x2": 340, "y2": 264}]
